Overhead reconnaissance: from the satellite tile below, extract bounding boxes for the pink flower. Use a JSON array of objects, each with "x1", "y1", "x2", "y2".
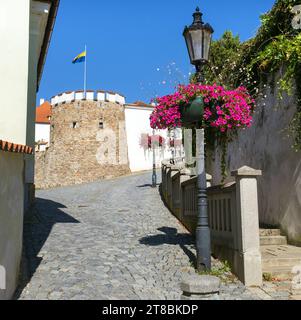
[{"x1": 150, "y1": 83, "x2": 255, "y2": 132}]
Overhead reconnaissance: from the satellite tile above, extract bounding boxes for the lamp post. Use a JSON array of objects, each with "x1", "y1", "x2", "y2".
[
  {"x1": 171, "y1": 129, "x2": 175, "y2": 163},
  {"x1": 152, "y1": 129, "x2": 157, "y2": 188},
  {"x1": 183, "y1": 7, "x2": 214, "y2": 272},
  {"x1": 183, "y1": 7, "x2": 213, "y2": 83}
]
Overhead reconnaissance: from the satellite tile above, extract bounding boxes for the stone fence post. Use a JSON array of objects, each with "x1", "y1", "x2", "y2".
[
  {"x1": 206, "y1": 173, "x2": 212, "y2": 188},
  {"x1": 231, "y1": 166, "x2": 262, "y2": 287},
  {"x1": 161, "y1": 161, "x2": 170, "y2": 198}
]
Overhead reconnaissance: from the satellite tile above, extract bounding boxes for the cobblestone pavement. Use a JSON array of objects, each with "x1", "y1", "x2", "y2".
[{"x1": 16, "y1": 172, "x2": 263, "y2": 300}]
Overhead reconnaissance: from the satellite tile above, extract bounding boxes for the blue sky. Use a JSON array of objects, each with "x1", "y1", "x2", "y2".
[{"x1": 38, "y1": 0, "x2": 276, "y2": 105}]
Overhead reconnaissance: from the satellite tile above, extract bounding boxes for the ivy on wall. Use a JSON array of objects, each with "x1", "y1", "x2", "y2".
[{"x1": 199, "y1": 0, "x2": 301, "y2": 151}]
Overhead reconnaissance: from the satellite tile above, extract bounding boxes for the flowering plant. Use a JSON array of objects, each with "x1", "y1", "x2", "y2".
[
  {"x1": 150, "y1": 83, "x2": 255, "y2": 133},
  {"x1": 169, "y1": 138, "x2": 182, "y2": 148},
  {"x1": 148, "y1": 135, "x2": 165, "y2": 149},
  {"x1": 140, "y1": 134, "x2": 165, "y2": 150},
  {"x1": 150, "y1": 83, "x2": 255, "y2": 181}
]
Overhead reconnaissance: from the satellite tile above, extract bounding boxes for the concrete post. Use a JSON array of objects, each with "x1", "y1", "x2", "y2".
[
  {"x1": 206, "y1": 173, "x2": 212, "y2": 188},
  {"x1": 179, "y1": 168, "x2": 193, "y2": 219},
  {"x1": 169, "y1": 165, "x2": 183, "y2": 209},
  {"x1": 184, "y1": 129, "x2": 193, "y2": 167},
  {"x1": 231, "y1": 166, "x2": 263, "y2": 287},
  {"x1": 180, "y1": 168, "x2": 192, "y2": 183},
  {"x1": 161, "y1": 162, "x2": 170, "y2": 199}
]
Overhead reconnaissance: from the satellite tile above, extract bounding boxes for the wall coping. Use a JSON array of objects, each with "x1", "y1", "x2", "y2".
[
  {"x1": 231, "y1": 166, "x2": 262, "y2": 177},
  {"x1": 181, "y1": 176, "x2": 197, "y2": 187},
  {"x1": 180, "y1": 168, "x2": 194, "y2": 176},
  {"x1": 180, "y1": 173, "x2": 213, "y2": 187},
  {"x1": 207, "y1": 181, "x2": 236, "y2": 194}
]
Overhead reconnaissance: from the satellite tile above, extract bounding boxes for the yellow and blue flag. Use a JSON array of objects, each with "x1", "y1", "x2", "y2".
[{"x1": 72, "y1": 51, "x2": 86, "y2": 64}]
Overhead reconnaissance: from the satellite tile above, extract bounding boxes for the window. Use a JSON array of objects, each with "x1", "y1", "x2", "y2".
[
  {"x1": 99, "y1": 122, "x2": 104, "y2": 129},
  {"x1": 72, "y1": 122, "x2": 78, "y2": 129}
]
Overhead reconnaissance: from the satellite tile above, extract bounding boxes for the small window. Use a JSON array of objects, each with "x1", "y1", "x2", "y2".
[
  {"x1": 99, "y1": 122, "x2": 104, "y2": 129},
  {"x1": 72, "y1": 122, "x2": 79, "y2": 129}
]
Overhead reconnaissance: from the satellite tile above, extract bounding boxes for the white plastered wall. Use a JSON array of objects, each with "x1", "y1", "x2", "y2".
[
  {"x1": 0, "y1": 152, "x2": 24, "y2": 300},
  {"x1": 124, "y1": 105, "x2": 181, "y2": 172},
  {"x1": 35, "y1": 123, "x2": 50, "y2": 144},
  {"x1": 0, "y1": 0, "x2": 31, "y2": 145}
]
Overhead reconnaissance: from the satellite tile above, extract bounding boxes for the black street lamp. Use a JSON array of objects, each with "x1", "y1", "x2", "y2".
[
  {"x1": 183, "y1": 7, "x2": 214, "y2": 83},
  {"x1": 183, "y1": 7, "x2": 214, "y2": 272},
  {"x1": 152, "y1": 129, "x2": 157, "y2": 188}
]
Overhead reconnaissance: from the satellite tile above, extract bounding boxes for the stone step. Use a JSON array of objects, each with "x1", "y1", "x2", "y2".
[
  {"x1": 260, "y1": 228, "x2": 281, "y2": 237},
  {"x1": 260, "y1": 235, "x2": 287, "y2": 246},
  {"x1": 262, "y1": 266, "x2": 295, "y2": 281},
  {"x1": 261, "y1": 245, "x2": 301, "y2": 280},
  {"x1": 262, "y1": 256, "x2": 301, "y2": 268}
]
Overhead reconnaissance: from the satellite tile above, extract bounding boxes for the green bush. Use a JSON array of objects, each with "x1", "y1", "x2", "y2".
[{"x1": 194, "y1": 0, "x2": 301, "y2": 151}]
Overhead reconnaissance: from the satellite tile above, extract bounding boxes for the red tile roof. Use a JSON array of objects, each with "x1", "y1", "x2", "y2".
[
  {"x1": 36, "y1": 101, "x2": 52, "y2": 124},
  {"x1": 0, "y1": 140, "x2": 33, "y2": 154},
  {"x1": 131, "y1": 101, "x2": 154, "y2": 108}
]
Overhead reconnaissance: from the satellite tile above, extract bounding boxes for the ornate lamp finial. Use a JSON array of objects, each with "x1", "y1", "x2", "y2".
[{"x1": 193, "y1": 6, "x2": 203, "y2": 25}]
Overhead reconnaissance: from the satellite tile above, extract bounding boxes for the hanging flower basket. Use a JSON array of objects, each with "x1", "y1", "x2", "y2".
[
  {"x1": 149, "y1": 83, "x2": 255, "y2": 181},
  {"x1": 148, "y1": 135, "x2": 165, "y2": 149},
  {"x1": 140, "y1": 133, "x2": 165, "y2": 150},
  {"x1": 169, "y1": 138, "x2": 182, "y2": 148},
  {"x1": 150, "y1": 83, "x2": 255, "y2": 132},
  {"x1": 180, "y1": 96, "x2": 205, "y2": 127}
]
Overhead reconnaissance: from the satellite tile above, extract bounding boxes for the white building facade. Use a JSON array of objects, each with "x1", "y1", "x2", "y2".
[
  {"x1": 35, "y1": 123, "x2": 50, "y2": 151},
  {"x1": 35, "y1": 100, "x2": 51, "y2": 151},
  {"x1": 0, "y1": 0, "x2": 59, "y2": 300},
  {"x1": 124, "y1": 102, "x2": 183, "y2": 172}
]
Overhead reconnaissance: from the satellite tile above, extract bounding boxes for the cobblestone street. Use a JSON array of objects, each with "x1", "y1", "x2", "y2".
[{"x1": 16, "y1": 172, "x2": 260, "y2": 300}]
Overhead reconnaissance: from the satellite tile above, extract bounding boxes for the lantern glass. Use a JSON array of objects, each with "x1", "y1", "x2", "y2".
[
  {"x1": 193, "y1": 30, "x2": 204, "y2": 61},
  {"x1": 184, "y1": 31, "x2": 194, "y2": 64},
  {"x1": 202, "y1": 27, "x2": 213, "y2": 61}
]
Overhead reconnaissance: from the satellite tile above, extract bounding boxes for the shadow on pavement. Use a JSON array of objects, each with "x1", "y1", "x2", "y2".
[
  {"x1": 136, "y1": 184, "x2": 160, "y2": 188},
  {"x1": 14, "y1": 197, "x2": 80, "y2": 299},
  {"x1": 139, "y1": 226, "x2": 196, "y2": 268}
]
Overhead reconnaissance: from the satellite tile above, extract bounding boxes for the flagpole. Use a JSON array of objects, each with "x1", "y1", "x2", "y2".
[{"x1": 84, "y1": 45, "x2": 87, "y2": 97}]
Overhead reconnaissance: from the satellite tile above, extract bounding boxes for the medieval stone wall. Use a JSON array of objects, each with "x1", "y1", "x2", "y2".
[{"x1": 35, "y1": 99, "x2": 130, "y2": 189}]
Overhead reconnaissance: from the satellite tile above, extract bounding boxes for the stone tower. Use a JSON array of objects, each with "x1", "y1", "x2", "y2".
[{"x1": 35, "y1": 90, "x2": 130, "y2": 189}]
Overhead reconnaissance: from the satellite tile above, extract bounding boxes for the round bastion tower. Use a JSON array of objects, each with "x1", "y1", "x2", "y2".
[{"x1": 35, "y1": 90, "x2": 130, "y2": 189}]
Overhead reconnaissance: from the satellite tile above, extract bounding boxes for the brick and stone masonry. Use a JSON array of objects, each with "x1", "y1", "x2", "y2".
[{"x1": 35, "y1": 94, "x2": 130, "y2": 189}]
